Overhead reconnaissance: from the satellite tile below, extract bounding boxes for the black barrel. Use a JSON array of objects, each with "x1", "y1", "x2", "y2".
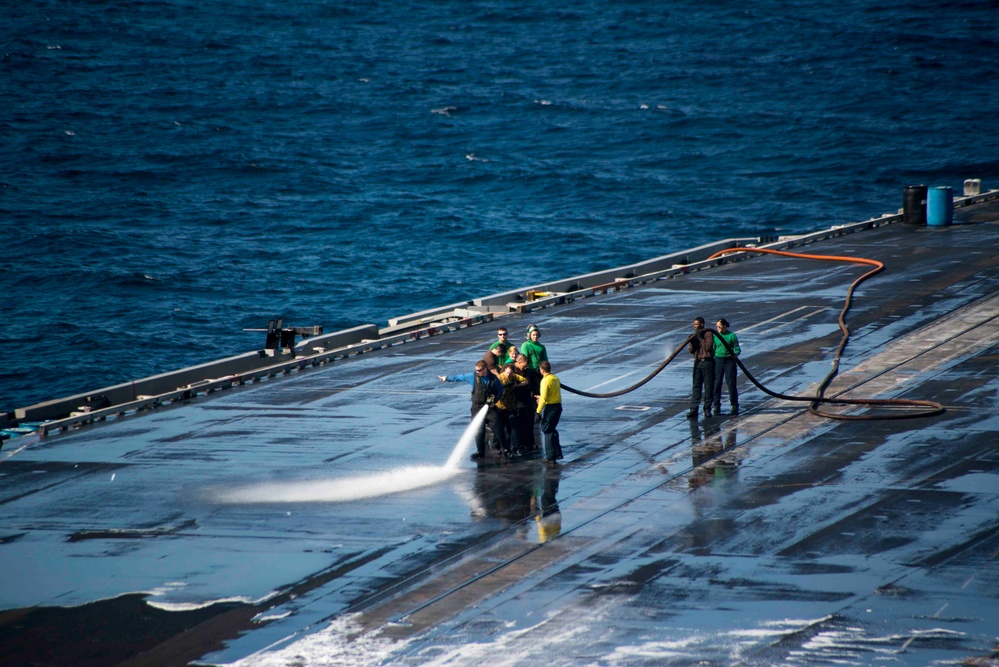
[{"x1": 903, "y1": 185, "x2": 928, "y2": 225}]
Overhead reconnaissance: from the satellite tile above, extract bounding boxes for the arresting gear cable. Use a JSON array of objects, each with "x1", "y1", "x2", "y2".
[{"x1": 560, "y1": 247, "x2": 945, "y2": 421}]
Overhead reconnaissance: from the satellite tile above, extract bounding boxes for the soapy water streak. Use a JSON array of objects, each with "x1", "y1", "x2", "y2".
[{"x1": 215, "y1": 405, "x2": 489, "y2": 504}]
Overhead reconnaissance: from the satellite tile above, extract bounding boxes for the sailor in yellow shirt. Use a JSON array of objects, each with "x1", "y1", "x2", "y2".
[{"x1": 536, "y1": 360, "x2": 563, "y2": 462}]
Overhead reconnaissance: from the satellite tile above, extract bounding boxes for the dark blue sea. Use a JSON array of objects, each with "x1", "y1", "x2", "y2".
[{"x1": 3, "y1": 0, "x2": 998, "y2": 412}]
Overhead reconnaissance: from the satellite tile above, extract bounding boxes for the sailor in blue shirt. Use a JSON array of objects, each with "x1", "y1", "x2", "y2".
[{"x1": 439, "y1": 360, "x2": 504, "y2": 459}]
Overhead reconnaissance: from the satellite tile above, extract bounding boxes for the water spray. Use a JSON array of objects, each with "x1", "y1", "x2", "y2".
[{"x1": 214, "y1": 405, "x2": 490, "y2": 504}]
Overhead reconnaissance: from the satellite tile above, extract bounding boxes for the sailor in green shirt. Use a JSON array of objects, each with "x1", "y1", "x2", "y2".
[
  {"x1": 712, "y1": 318, "x2": 741, "y2": 415},
  {"x1": 520, "y1": 324, "x2": 549, "y2": 369},
  {"x1": 492, "y1": 327, "x2": 514, "y2": 364}
]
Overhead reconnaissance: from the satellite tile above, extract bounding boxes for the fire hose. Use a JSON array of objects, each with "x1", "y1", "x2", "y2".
[{"x1": 560, "y1": 247, "x2": 945, "y2": 420}]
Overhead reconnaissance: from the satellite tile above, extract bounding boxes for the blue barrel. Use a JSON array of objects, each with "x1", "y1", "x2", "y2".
[
  {"x1": 927, "y1": 186, "x2": 953, "y2": 226},
  {"x1": 903, "y1": 185, "x2": 927, "y2": 225}
]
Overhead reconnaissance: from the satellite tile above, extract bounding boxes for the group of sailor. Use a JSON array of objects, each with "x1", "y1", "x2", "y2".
[
  {"x1": 686, "y1": 317, "x2": 742, "y2": 420},
  {"x1": 439, "y1": 315, "x2": 743, "y2": 463},
  {"x1": 439, "y1": 324, "x2": 562, "y2": 463}
]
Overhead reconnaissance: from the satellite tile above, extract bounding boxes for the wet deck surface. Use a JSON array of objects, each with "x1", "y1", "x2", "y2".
[{"x1": 2, "y1": 204, "x2": 998, "y2": 666}]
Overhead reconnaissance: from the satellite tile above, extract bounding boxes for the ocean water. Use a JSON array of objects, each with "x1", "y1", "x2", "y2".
[{"x1": 3, "y1": 0, "x2": 998, "y2": 412}]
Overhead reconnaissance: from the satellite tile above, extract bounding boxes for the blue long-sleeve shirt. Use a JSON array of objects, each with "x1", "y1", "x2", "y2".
[{"x1": 443, "y1": 372, "x2": 503, "y2": 404}]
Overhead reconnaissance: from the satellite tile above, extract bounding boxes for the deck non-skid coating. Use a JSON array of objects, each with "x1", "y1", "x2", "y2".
[{"x1": 1, "y1": 208, "x2": 998, "y2": 666}]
